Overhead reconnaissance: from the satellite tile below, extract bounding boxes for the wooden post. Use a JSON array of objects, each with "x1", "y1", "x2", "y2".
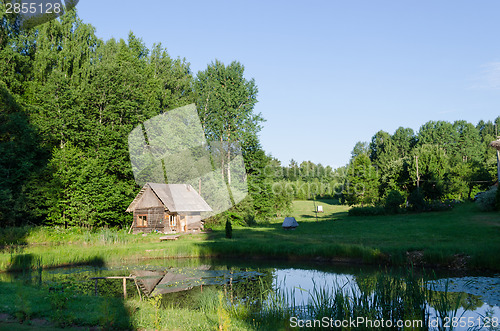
[
  {"x1": 128, "y1": 220, "x2": 134, "y2": 234},
  {"x1": 134, "y1": 278, "x2": 142, "y2": 301},
  {"x1": 91, "y1": 276, "x2": 135, "y2": 299},
  {"x1": 123, "y1": 278, "x2": 127, "y2": 299}
]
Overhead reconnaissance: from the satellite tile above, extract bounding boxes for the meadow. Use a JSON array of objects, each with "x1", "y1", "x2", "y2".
[{"x1": 0, "y1": 200, "x2": 499, "y2": 272}]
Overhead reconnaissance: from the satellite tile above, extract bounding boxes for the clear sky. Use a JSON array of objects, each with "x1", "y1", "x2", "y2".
[{"x1": 76, "y1": 1, "x2": 500, "y2": 169}]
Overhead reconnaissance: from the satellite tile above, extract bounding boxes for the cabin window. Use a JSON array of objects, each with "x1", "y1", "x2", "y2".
[
  {"x1": 169, "y1": 215, "x2": 176, "y2": 227},
  {"x1": 136, "y1": 215, "x2": 147, "y2": 227}
]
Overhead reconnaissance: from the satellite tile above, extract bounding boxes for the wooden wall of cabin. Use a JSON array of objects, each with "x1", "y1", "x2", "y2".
[
  {"x1": 132, "y1": 210, "x2": 204, "y2": 234},
  {"x1": 163, "y1": 213, "x2": 179, "y2": 233},
  {"x1": 133, "y1": 207, "x2": 164, "y2": 233},
  {"x1": 186, "y1": 214, "x2": 203, "y2": 231}
]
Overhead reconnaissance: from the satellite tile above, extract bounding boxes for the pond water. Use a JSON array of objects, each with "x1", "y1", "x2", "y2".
[{"x1": 3, "y1": 258, "x2": 499, "y2": 330}]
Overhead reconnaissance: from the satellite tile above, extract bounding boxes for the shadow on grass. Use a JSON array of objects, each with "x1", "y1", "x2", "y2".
[
  {"x1": 194, "y1": 209, "x2": 387, "y2": 267},
  {"x1": 314, "y1": 198, "x2": 341, "y2": 206},
  {"x1": 0, "y1": 226, "x2": 31, "y2": 248},
  {"x1": 2, "y1": 253, "x2": 133, "y2": 329}
]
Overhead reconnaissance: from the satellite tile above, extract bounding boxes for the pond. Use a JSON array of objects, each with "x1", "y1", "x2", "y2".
[{"x1": 3, "y1": 258, "x2": 499, "y2": 330}]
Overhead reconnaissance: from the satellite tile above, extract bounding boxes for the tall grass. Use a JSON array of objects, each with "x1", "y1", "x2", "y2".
[{"x1": 244, "y1": 271, "x2": 469, "y2": 330}]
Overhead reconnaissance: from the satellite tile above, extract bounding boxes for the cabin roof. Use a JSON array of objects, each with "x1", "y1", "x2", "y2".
[{"x1": 126, "y1": 183, "x2": 212, "y2": 213}]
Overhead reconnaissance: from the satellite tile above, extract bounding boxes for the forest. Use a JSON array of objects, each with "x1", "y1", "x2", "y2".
[
  {"x1": 1, "y1": 8, "x2": 499, "y2": 230},
  {"x1": 271, "y1": 118, "x2": 500, "y2": 206},
  {"x1": 0, "y1": 8, "x2": 280, "y2": 228}
]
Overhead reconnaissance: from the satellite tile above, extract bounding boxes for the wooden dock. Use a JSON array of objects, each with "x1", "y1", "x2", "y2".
[{"x1": 90, "y1": 276, "x2": 140, "y2": 299}]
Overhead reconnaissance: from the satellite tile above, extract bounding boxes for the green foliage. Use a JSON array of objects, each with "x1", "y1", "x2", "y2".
[
  {"x1": 351, "y1": 141, "x2": 369, "y2": 158},
  {"x1": 348, "y1": 206, "x2": 386, "y2": 216},
  {"x1": 340, "y1": 119, "x2": 497, "y2": 208},
  {"x1": 14, "y1": 284, "x2": 33, "y2": 322},
  {"x1": 216, "y1": 291, "x2": 232, "y2": 330},
  {"x1": 384, "y1": 190, "x2": 405, "y2": 214},
  {"x1": 407, "y1": 188, "x2": 426, "y2": 212},
  {"x1": 475, "y1": 186, "x2": 498, "y2": 211},
  {"x1": 344, "y1": 154, "x2": 379, "y2": 206},
  {"x1": 496, "y1": 185, "x2": 500, "y2": 211},
  {"x1": 426, "y1": 200, "x2": 455, "y2": 212},
  {"x1": 225, "y1": 220, "x2": 232, "y2": 239},
  {"x1": 0, "y1": 10, "x2": 200, "y2": 227},
  {"x1": 0, "y1": 81, "x2": 43, "y2": 226}
]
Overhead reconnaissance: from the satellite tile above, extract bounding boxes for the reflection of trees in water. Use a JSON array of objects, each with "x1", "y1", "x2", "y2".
[{"x1": 429, "y1": 291, "x2": 483, "y2": 312}]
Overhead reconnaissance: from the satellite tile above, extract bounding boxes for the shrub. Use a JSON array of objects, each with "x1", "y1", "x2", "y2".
[
  {"x1": 244, "y1": 213, "x2": 256, "y2": 226},
  {"x1": 225, "y1": 220, "x2": 232, "y2": 239},
  {"x1": 496, "y1": 186, "x2": 500, "y2": 211},
  {"x1": 407, "y1": 188, "x2": 425, "y2": 212},
  {"x1": 384, "y1": 191, "x2": 405, "y2": 214},
  {"x1": 226, "y1": 212, "x2": 245, "y2": 226},
  {"x1": 348, "y1": 206, "x2": 385, "y2": 216},
  {"x1": 475, "y1": 186, "x2": 498, "y2": 211},
  {"x1": 426, "y1": 200, "x2": 454, "y2": 212}
]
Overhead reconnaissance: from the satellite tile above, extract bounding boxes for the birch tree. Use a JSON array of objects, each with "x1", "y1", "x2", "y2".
[{"x1": 194, "y1": 60, "x2": 261, "y2": 184}]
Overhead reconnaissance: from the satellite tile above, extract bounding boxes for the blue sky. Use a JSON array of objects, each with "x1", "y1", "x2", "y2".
[{"x1": 77, "y1": 1, "x2": 500, "y2": 168}]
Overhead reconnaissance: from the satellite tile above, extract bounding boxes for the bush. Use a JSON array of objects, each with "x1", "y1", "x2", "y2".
[
  {"x1": 426, "y1": 200, "x2": 454, "y2": 212},
  {"x1": 348, "y1": 206, "x2": 386, "y2": 216},
  {"x1": 225, "y1": 220, "x2": 232, "y2": 239},
  {"x1": 384, "y1": 191, "x2": 405, "y2": 214},
  {"x1": 407, "y1": 188, "x2": 425, "y2": 212},
  {"x1": 475, "y1": 186, "x2": 498, "y2": 211},
  {"x1": 244, "y1": 213, "x2": 256, "y2": 226},
  {"x1": 496, "y1": 185, "x2": 500, "y2": 211}
]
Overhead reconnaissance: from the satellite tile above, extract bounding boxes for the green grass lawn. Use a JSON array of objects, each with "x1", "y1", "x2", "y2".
[{"x1": 0, "y1": 200, "x2": 499, "y2": 272}]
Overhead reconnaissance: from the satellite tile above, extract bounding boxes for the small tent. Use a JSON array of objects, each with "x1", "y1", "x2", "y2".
[{"x1": 282, "y1": 217, "x2": 299, "y2": 230}]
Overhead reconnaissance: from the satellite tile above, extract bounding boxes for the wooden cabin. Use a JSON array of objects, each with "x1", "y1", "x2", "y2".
[{"x1": 126, "y1": 183, "x2": 212, "y2": 234}]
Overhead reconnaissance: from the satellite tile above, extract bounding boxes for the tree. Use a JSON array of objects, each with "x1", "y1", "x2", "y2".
[
  {"x1": 452, "y1": 120, "x2": 482, "y2": 163},
  {"x1": 344, "y1": 154, "x2": 379, "y2": 206},
  {"x1": 409, "y1": 144, "x2": 449, "y2": 200},
  {"x1": 195, "y1": 60, "x2": 262, "y2": 185},
  {"x1": 0, "y1": 82, "x2": 42, "y2": 225},
  {"x1": 369, "y1": 130, "x2": 398, "y2": 172},
  {"x1": 0, "y1": 9, "x2": 196, "y2": 227},
  {"x1": 392, "y1": 127, "x2": 416, "y2": 157},
  {"x1": 417, "y1": 121, "x2": 458, "y2": 155},
  {"x1": 351, "y1": 141, "x2": 369, "y2": 159}
]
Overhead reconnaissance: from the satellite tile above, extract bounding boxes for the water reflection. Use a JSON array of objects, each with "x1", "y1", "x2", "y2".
[{"x1": 4, "y1": 258, "x2": 500, "y2": 328}]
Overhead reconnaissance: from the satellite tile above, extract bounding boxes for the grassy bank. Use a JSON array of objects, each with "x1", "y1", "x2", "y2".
[{"x1": 0, "y1": 200, "x2": 499, "y2": 272}]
